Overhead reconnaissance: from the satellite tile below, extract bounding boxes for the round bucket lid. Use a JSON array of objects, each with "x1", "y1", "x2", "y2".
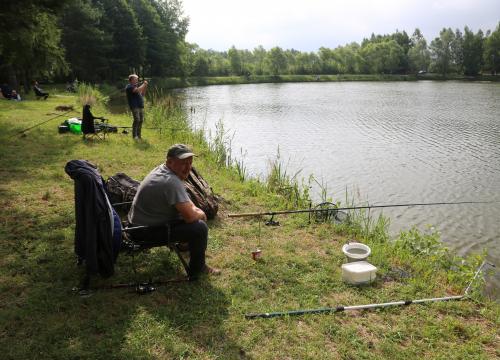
[{"x1": 342, "y1": 242, "x2": 371, "y2": 259}]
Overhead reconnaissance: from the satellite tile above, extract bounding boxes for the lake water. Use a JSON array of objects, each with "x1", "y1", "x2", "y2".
[{"x1": 179, "y1": 81, "x2": 500, "y2": 298}]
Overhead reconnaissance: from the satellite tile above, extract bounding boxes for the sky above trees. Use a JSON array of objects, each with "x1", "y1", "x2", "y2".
[{"x1": 182, "y1": 0, "x2": 500, "y2": 51}]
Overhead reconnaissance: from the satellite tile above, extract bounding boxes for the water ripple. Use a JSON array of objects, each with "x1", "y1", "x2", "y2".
[{"x1": 183, "y1": 81, "x2": 500, "y2": 297}]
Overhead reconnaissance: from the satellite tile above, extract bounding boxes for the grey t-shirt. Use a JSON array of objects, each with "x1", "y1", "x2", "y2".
[{"x1": 128, "y1": 164, "x2": 190, "y2": 226}]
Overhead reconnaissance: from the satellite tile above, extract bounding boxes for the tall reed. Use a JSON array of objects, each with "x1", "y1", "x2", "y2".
[
  {"x1": 77, "y1": 82, "x2": 109, "y2": 108},
  {"x1": 266, "y1": 147, "x2": 311, "y2": 208}
]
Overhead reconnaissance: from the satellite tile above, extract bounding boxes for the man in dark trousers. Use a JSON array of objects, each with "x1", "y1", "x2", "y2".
[
  {"x1": 125, "y1": 74, "x2": 148, "y2": 140},
  {"x1": 128, "y1": 144, "x2": 221, "y2": 279}
]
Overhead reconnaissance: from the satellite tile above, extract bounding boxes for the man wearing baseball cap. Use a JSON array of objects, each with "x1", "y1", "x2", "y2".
[{"x1": 128, "y1": 144, "x2": 220, "y2": 278}]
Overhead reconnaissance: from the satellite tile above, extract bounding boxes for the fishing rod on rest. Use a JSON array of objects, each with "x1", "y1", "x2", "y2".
[
  {"x1": 228, "y1": 200, "x2": 498, "y2": 218},
  {"x1": 114, "y1": 126, "x2": 162, "y2": 130},
  {"x1": 9, "y1": 109, "x2": 77, "y2": 138},
  {"x1": 114, "y1": 125, "x2": 190, "y2": 132},
  {"x1": 245, "y1": 261, "x2": 495, "y2": 319}
]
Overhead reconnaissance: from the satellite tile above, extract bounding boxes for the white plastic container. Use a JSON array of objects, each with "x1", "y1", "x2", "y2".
[
  {"x1": 341, "y1": 261, "x2": 377, "y2": 285},
  {"x1": 342, "y1": 242, "x2": 371, "y2": 262}
]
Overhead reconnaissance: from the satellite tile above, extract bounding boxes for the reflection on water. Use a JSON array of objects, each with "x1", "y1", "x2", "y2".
[
  {"x1": 108, "y1": 95, "x2": 128, "y2": 114},
  {"x1": 181, "y1": 81, "x2": 500, "y2": 298}
]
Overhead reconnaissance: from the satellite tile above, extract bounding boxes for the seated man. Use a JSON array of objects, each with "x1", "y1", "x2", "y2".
[
  {"x1": 10, "y1": 90, "x2": 21, "y2": 101},
  {"x1": 128, "y1": 144, "x2": 220, "y2": 279},
  {"x1": 33, "y1": 80, "x2": 49, "y2": 99}
]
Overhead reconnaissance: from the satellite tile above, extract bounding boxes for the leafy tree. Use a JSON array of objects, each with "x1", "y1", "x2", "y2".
[
  {"x1": 335, "y1": 43, "x2": 363, "y2": 74},
  {"x1": 228, "y1": 46, "x2": 242, "y2": 75},
  {"x1": 361, "y1": 30, "x2": 410, "y2": 73},
  {"x1": 209, "y1": 51, "x2": 230, "y2": 76},
  {"x1": 99, "y1": 0, "x2": 145, "y2": 79},
  {"x1": 462, "y1": 26, "x2": 484, "y2": 76},
  {"x1": 153, "y1": 0, "x2": 188, "y2": 39},
  {"x1": 252, "y1": 46, "x2": 267, "y2": 75},
  {"x1": 391, "y1": 30, "x2": 411, "y2": 73},
  {"x1": 129, "y1": 0, "x2": 170, "y2": 77},
  {"x1": 361, "y1": 40, "x2": 403, "y2": 74},
  {"x1": 451, "y1": 29, "x2": 464, "y2": 73},
  {"x1": 265, "y1": 47, "x2": 287, "y2": 75},
  {"x1": 283, "y1": 49, "x2": 299, "y2": 74},
  {"x1": 319, "y1": 47, "x2": 342, "y2": 74},
  {"x1": 60, "y1": 0, "x2": 112, "y2": 82},
  {"x1": 429, "y1": 28, "x2": 456, "y2": 76},
  {"x1": 484, "y1": 22, "x2": 500, "y2": 74},
  {"x1": 0, "y1": 0, "x2": 70, "y2": 90},
  {"x1": 239, "y1": 49, "x2": 254, "y2": 75},
  {"x1": 178, "y1": 42, "x2": 194, "y2": 76},
  {"x1": 128, "y1": 0, "x2": 188, "y2": 77},
  {"x1": 408, "y1": 28, "x2": 430, "y2": 72},
  {"x1": 294, "y1": 52, "x2": 320, "y2": 74}
]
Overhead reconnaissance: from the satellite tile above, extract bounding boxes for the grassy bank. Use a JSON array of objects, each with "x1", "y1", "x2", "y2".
[
  {"x1": 0, "y1": 90, "x2": 499, "y2": 359},
  {"x1": 150, "y1": 73, "x2": 499, "y2": 89}
]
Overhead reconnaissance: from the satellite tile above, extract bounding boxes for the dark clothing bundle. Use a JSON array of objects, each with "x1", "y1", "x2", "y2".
[
  {"x1": 65, "y1": 160, "x2": 121, "y2": 278},
  {"x1": 82, "y1": 105, "x2": 99, "y2": 134},
  {"x1": 0, "y1": 84, "x2": 12, "y2": 98},
  {"x1": 125, "y1": 83, "x2": 144, "y2": 109}
]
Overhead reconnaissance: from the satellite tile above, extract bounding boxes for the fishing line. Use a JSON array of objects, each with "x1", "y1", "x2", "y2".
[{"x1": 9, "y1": 110, "x2": 76, "y2": 138}]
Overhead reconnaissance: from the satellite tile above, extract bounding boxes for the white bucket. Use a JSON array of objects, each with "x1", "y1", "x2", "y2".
[
  {"x1": 342, "y1": 242, "x2": 371, "y2": 262},
  {"x1": 341, "y1": 261, "x2": 377, "y2": 285}
]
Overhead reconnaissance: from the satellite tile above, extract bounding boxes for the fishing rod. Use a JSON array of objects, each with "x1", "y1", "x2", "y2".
[
  {"x1": 74, "y1": 276, "x2": 190, "y2": 297},
  {"x1": 228, "y1": 200, "x2": 497, "y2": 218},
  {"x1": 9, "y1": 109, "x2": 75, "y2": 138},
  {"x1": 245, "y1": 261, "x2": 494, "y2": 319},
  {"x1": 114, "y1": 126, "x2": 164, "y2": 130}
]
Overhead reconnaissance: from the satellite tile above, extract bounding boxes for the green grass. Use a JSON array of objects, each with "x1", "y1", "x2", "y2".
[{"x1": 0, "y1": 89, "x2": 499, "y2": 359}]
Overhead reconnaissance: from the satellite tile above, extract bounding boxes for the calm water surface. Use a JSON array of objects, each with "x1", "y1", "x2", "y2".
[{"x1": 180, "y1": 81, "x2": 500, "y2": 297}]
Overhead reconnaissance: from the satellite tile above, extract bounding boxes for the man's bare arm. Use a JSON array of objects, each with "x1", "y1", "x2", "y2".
[
  {"x1": 175, "y1": 201, "x2": 207, "y2": 223},
  {"x1": 132, "y1": 81, "x2": 148, "y2": 95}
]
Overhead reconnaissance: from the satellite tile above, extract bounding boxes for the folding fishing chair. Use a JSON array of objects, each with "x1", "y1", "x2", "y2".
[
  {"x1": 33, "y1": 84, "x2": 49, "y2": 100},
  {"x1": 81, "y1": 105, "x2": 107, "y2": 141},
  {"x1": 65, "y1": 160, "x2": 190, "y2": 294},
  {"x1": 120, "y1": 221, "x2": 190, "y2": 280}
]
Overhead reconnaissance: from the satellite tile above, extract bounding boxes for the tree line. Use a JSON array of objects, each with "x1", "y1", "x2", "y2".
[
  {"x1": 0, "y1": 0, "x2": 188, "y2": 91},
  {"x1": 1, "y1": 1, "x2": 499, "y2": 92},
  {"x1": 187, "y1": 26, "x2": 500, "y2": 78}
]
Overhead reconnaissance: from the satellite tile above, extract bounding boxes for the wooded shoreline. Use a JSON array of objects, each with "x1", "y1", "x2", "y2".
[{"x1": 150, "y1": 73, "x2": 500, "y2": 89}]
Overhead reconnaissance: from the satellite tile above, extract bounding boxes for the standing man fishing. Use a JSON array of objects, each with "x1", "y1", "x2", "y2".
[{"x1": 125, "y1": 74, "x2": 148, "y2": 140}]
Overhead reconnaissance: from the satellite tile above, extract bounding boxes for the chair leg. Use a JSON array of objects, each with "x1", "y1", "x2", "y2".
[
  {"x1": 172, "y1": 244, "x2": 190, "y2": 275},
  {"x1": 165, "y1": 225, "x2": 191, "y2": 276},
  {"x1": 81, "y1": 274, "x2": 90, "y2": 290},
  {"x1": 76, "y1": 273, "x2": 92, "y2": 297}
]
